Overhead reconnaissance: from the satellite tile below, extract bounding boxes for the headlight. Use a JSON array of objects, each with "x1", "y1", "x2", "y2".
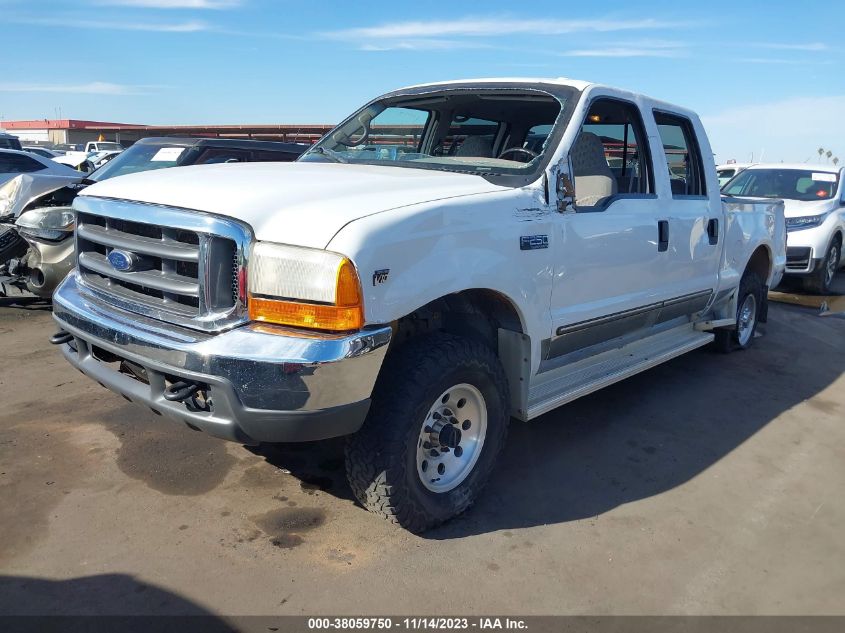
[
  {"x1": 15, "y1": 207, "x2": 75, "y2": 241},
  {"x1": 247, "y1": 242, "x2": 364, "y2": 332},
  {"x1": 785, "y1": 215, "x2": 824, "y2": 231}
]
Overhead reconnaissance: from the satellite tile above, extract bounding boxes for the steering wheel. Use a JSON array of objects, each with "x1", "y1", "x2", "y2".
[{"x1": 497, "y1": 147, "x2": 538, "y2": 161}]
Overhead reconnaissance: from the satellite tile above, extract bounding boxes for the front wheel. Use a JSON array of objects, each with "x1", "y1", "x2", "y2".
[
  {"x1": 803, "y1": 238, "x2": 841, "y2": 295},
  {"x1": 345, "y1": 333, "x2": 509, "y2": 533},
  {"x1": 714, "y1": 270, "x2": 763, "y2": 353}
]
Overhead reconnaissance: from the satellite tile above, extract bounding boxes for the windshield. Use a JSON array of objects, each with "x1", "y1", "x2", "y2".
[
  {"x1": 300, "y1": 89, "x2": 567, "y2": 179},
  {"x1": 94, "y1": 142, "x2": 123, "y2": 151},
  {"x1": 724, "y1": 168, "x2": 840, "y2": 201},
  {"x1": 88, "y1": 141, "x2": 192, "y2": 182}
]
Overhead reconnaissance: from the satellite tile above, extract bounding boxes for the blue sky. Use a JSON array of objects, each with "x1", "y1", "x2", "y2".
[{"x1": 1, "y1": 0, "x2": 843, "y2": 163}]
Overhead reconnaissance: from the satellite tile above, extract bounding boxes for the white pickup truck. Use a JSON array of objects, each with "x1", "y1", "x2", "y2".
[{"x1": 52, "y1": 79, "x2": 786, "y2": 531}]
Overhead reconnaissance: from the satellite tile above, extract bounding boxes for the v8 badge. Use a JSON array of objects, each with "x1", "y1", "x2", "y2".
[{"x1": 373, "y1": 269, "x2": 390, "y2": 286}]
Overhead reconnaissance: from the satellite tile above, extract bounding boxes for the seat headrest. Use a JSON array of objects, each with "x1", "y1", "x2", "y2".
[
  {"x1": 455, "y1": 135, "x2": 493, "y2": 158},
  {"x1": 571, "y1": 132, "x2": 611, "y2": 177}
]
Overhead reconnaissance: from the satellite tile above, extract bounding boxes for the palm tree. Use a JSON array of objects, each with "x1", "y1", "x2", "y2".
[
  {"x1": 834, "y1": 157, "x2": 840, "y2": 167},
  {"x1": 826, "y1": 150, "x2": 833, "y2": 162},
  {"x1": 818, "y1": 147, "x2": 824, "y2": 159}
]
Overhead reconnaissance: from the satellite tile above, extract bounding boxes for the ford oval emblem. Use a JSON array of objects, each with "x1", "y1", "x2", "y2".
[{"x1": 107, "y1": 249, "x2": 135, "y2": 272}]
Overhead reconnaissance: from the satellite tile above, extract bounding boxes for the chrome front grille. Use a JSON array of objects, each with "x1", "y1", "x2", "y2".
[{"x1": 74, "y1": 196, "x2": 252, "y2": 332}]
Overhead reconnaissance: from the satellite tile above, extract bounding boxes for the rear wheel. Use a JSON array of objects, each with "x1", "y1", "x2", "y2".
[
  {"x1": 803, "y1": 238, "x2": 840, "y2": 295},
  {"x1": 345, "y1": 333, "x2": 509, "y2": 533},
  {"x1": 715, "y1": 270, "x2": 763, "y2": 353}
]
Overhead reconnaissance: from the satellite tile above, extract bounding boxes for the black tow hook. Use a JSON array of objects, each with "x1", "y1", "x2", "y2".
[
  {"x1": 50, "y1": 330, "x2": 74, "y2": 345},
  {"x1": 164, "y1": 380, "x2": 201, "y2": 402}
]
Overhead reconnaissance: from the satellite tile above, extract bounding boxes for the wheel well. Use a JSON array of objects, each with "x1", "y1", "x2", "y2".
[
  {"x1": 391, "y1": 289, "x2": 524, "y2": 355},
  {"x1": 746, "y1": 245, "x2": 771, "y2": 284}
]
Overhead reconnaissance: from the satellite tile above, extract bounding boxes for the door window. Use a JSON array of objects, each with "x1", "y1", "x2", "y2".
[
  {"x1": 0, "y1": 152, "x2": 47, "y2": 173},
  {"x1": 362, "y1": 107, "x2": 431, "y2": 159},
  {"x1": 570, "y1": 98, "x2": 653, "y2": 209},
  {"x1": 250, "y1": 150, "x2": 299, "y2": 162},
  {"x1": 193, "y1": 148, "x2": 251, "y2": 164},
  {"x1": 653, "y1": 112, "x2": 707, "y2": 197}
]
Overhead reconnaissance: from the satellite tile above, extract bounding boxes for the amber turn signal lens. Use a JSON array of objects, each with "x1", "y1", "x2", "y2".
[
  {"x1": 248, "y1": 257, "x2": 364, "y2": 332},
  {"x1": 249, "y1": 297, "x2": 364, "y2": 331}
]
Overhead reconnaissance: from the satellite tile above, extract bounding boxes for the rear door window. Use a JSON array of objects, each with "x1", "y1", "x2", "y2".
[
  {"x1": 653, "y1": 111, "x2": 707, "y2": 196},
  {"x1": 0, "y1": 152, "x2": 47, "y2": 173}
]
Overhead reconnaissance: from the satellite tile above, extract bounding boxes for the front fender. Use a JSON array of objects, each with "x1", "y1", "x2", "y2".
[{"x1": 327, "y1": 189, "x2": 554, "y2": 375}]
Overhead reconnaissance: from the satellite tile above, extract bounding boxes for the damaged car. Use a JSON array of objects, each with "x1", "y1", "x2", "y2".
[{"x1": 1, "y1": 138, "x2": 308, "y2": 298}]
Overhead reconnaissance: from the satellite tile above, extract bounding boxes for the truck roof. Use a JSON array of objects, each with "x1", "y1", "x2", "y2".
[
  {"x1": 392, "y1": 77, "x2": 697, "y2": 123},
  {"x1": 400, "y1": 76, "x2": 595, "y2": 92}
]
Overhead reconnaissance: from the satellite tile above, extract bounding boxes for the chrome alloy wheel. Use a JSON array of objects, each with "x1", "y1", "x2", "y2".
[
  {"x1": 416, "y1": 383, "x2": 487, "y2": 493},
  {"x1": 737, "y1": 293, "x2": 757, "y2": 347},
  {"x1": 825, "y1": 243, "x2": 839, "y2": 287}
]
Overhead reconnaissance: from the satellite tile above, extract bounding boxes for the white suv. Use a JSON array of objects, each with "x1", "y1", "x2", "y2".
[{"x1": 723, "y1": 164, "x2": 844, "y2": 293}]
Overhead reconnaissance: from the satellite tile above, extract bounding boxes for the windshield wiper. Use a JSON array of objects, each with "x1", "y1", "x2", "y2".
[{"x1": 314, "y1": 147, "x2": 349, "y2": 164}]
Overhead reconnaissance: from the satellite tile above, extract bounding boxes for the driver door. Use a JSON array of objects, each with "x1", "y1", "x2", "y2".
[{"x1": 548, "y1": 97, "x2": 669, "y2": 361}]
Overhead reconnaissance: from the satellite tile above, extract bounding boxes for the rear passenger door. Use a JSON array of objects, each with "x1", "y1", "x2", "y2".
[{"x1": 652, "y1": 111, "x2": 720, "y2": 306}]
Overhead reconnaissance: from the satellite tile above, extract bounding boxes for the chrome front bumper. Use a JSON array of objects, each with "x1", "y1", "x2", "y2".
[{"x1": 52, "y1": 272, "x2": 391, "y2": 444}]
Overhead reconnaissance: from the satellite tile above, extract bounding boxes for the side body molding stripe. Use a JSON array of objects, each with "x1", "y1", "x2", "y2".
[{"x1": 544, "y1": 290, "x2": 713, "y2": 361}]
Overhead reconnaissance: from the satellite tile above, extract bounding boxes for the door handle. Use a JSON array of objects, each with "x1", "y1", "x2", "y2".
[
  {"x1": 658, "y1": 220, "x2": 669, "y2": 252},
  {"x1": 707, "y1": 218, "x2": 719, "y2": 245}
]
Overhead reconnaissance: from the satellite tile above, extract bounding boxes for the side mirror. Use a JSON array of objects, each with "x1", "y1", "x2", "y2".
[{"x1": 556, "y1": 171, "x2": 576, "y2": 213}]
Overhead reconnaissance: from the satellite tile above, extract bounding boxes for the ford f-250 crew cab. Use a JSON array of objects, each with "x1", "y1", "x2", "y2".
[{"x1": 51, "y1": 79, "x2": 786, "y2": 532}]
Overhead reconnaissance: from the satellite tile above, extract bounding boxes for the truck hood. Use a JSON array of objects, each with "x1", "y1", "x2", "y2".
[{"x1": 79, "y1": 162, "x2": 508, "y2": 248}]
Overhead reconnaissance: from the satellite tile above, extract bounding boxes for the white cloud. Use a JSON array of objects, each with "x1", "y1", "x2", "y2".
[
  {"x1": 360, "y1": 39, "x2": 493, "y2": 51},
  {"x1": 702, "y1": 95, "x2": 845, "y2": 163},
  {"x1": 753, "y1": 42, "x2": 829, "y2": 51},
  {"x1": 735, "y1": 57, "x2": 814, "y2": 65},
  {"x1": 10, "y1": 16, "x2": 208, "y2": 31},
  {"x1": 323, "y1": 16, "x2": 690, "y2": 51},
  {"x1": 0, "y1": 82, "x2": 154, "y2": 95},
  {"x1": 563, "y1": 40, "x2": 686, "y2": 58},
  {"x1": 564, "y1": 47, "x2": 680, "y2": 57},
  {"x1": 93, "y1": 0, "x2": 242, "y2": 7}
]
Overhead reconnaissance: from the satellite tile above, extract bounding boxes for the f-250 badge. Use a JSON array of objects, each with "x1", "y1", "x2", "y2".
[
  {"x1": 520, "y1": 235, "x2": 549, "y2": 250},
  {"x1": 373, "y1": 269, "x2": 390, "y2": 285}
]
